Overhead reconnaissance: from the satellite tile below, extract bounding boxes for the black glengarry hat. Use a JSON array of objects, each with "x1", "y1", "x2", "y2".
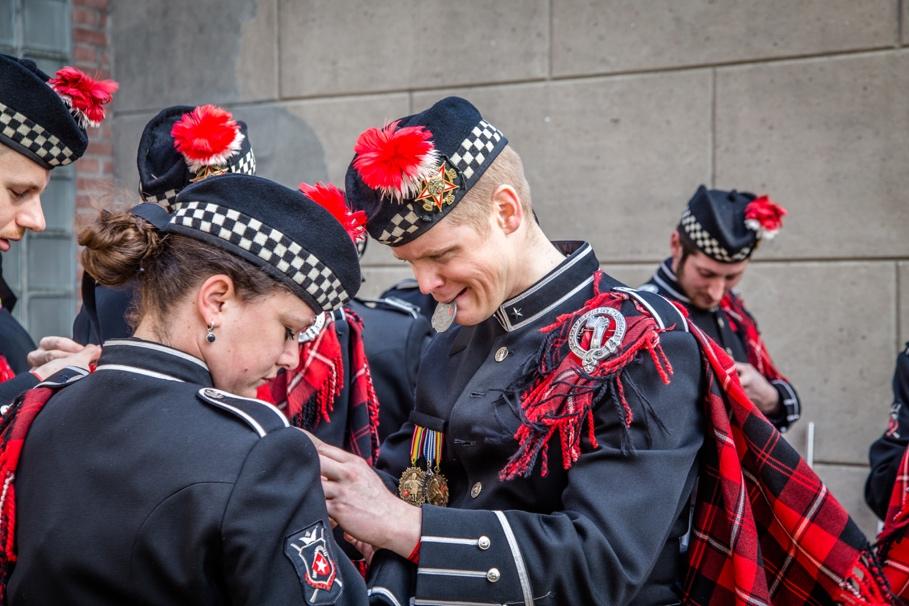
[
  {"x1": 0, "y1": 54, "x2": 117, "y2": 168},
  {"x1": 133, "y1": 174, "x2": 360, "y2": 313},
  {"x1": 138, "y1": 104, "x2": 256, "y2": 210},
  {"x1": 345, "y1": 96, "x2": 507, "y2": 246},
  {"x1": 678, "y1": 185, "x2": 787, "y2": 263}
]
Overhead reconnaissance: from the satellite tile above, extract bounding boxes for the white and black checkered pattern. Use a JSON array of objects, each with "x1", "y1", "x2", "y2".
[
  {"x1": 171, "y1": 201, "x2": 348, "y2": 310},
  {"x1": 680, "y1": 209, "x2": 752, "y2": 262},
  {"x1": 0, "y1": 100, "x2": 76, "y2": 167},
  {"x1": 229, "y1": 148, "x2": 256, "y2": 175},
  {"x1": 377, "y1": 207, "x2": 422, "y2": 245},
  {"x1": 449, "y1": 119, "x2": 503, "y2": 181},
  {"x1": 140, "y1": 187, "x2": 179, "y2": 210}
]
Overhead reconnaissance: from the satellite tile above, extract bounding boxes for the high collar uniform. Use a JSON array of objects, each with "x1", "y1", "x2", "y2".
[
  {"x1": 866, "y1": 342, "x2": 909, "y2": 519},
  {"x1": 643, "y1": 258, "x2": 800, "y2": 431},
  {"x1": 8, "y1": 339, "x2": 367, "y2": 605},
  {"x1": 370, "y1": 242, "x2": 704, "y2": 605}
]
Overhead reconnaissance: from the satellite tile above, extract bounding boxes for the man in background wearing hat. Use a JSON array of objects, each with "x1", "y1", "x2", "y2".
[
  {"x1": 640, "y1": 185, "x2": 800, "y2": 432},
  {"x1": 0, "y1": 54, "x2": 116, "y2": 404}
]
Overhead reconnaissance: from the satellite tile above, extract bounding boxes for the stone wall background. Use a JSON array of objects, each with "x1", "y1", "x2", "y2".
[{"x1": 107, "y1": 0, "x2": 909, "y2": 536}]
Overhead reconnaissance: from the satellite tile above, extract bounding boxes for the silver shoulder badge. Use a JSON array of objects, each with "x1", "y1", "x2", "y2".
[{"x1": 568, "y1": 307, "x2": 627, "y2": 372}]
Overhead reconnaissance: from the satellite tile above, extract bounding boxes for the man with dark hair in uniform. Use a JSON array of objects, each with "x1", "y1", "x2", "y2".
[
  {"x1": 0, "y1": 55, "x2": 117, "y2": 403},
  {"x1": 641, "y1": 185, "x2": 800, "y2": 432},
  {"x1": 311, "y1": 98, "x2": 884, "y2": 605}
]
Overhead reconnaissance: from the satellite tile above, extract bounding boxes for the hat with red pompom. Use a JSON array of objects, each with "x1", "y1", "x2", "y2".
[
  {"x1": 0, "y1": 54, "x2": 117, "y2": 169},
  {"x1": 137, "y1": 104, "x2": 256, "y2": 210},
  {"x1": 678, "y1": 185, "x2": 788, "y2": 263},
  {"x1": 345, "y1": 96, "x2": 508, "y2": 246}
]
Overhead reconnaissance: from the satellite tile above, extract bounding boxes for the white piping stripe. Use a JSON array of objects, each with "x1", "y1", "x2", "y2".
[
  {"x1": 204, "y1": 399, "x2": 266, "y2": 437},
  {"x1": 652, "y1": 272, "x2": 690, "y2": 304},
  {"x1": 494, "y1": 510, "x2": 532, "y2": 606},
  {"x1": 367, "y1": 587, "x2": 403, "y2": 606},
  {"x1": 414, "y1": 600, "x2": 501, "y2": 606},
  {"x1": 202, "y1": 388, "x2": 290, "y2": 428},
  {"x1": 94, "y1": 364, "x2": 184, "y2": 382},
  {"x1": 422, "y1": 536, "x2": 479, "y2": 546},
  {"x1": 502, "y1": 275, "x2": 595, "y2": 332},
  {"x1": 103, "y1": 339, "x2": 209, "y2": 369},
  {"x1": 417, "y1": 568, "x2": 487, "y2": 578},
  {"x1": 615, "y1": 287, "x2": 664, "y2": 329},
  {"x1": 500, "y1": 242, "x2": 592, "y2": 310}
]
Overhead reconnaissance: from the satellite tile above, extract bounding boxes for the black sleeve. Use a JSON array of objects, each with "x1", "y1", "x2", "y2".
[
  {"x1": 866, "y1": 346, "x2": 909, "y2": 519},
  {"x1": 221, "y1": 427, "x2": 369, "y2": 605},
  {"x1": 0, "y1": 371, "x2": 39, "y2": 406},
  {"x1": 407, "y1": 330, "x2": 704, "y2": 605},
  {"x1": 765, "y1": 378, "x2": 801, "y2": 433}
]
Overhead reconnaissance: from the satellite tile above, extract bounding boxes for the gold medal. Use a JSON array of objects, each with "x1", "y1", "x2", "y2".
[
  {"x1": 425, "y1": 471, "x2": 449, "y2": 507},
  {"x1": 398, "y1": 466, "x2": 427, "y2": 506}
]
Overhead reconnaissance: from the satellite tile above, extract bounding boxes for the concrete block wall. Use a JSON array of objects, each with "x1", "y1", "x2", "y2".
[{"x1": 108, "y1": 0, "x2": 909, "y2": 536}]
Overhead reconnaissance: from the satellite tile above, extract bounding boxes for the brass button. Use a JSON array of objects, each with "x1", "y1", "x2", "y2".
[
  {"x1": 494, "y1": 347, "x2": 509, "y2": 362},
  {"x1": 477, "y1": 535, "x2": 491, "y2": 550},
  {"x1": 470, "y1": 482, "x2": 482, "y2": 498},
  {"x1": 486, "y1": 568, "x2": 501, "y2": 583}
]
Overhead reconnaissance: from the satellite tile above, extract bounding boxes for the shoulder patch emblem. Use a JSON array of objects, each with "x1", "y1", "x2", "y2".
[
  {"x1": 568, "y1": 307, "x2": 626, "y2": 372},
  {"x1": 285, "y1": 521, "x2": 343, "y2": 605}
]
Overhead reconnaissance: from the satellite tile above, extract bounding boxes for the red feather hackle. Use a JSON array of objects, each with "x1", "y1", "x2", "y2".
[
  {"x1": 299, "y1": 181, "x2": 367, "y2": 244},
  {"x1": 47, "y1": 66, "x2": 118, "y2": 128},
  {"x1": 170, "y1": 104, "x2": 244, "y2": 172},
  {"x1": 352, "y1": 120, "x2": 438, "y2": 201}
]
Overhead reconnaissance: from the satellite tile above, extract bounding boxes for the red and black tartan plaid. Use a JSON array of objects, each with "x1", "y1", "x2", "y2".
[
  {"x1": 0, "y1": 357, "x2": 14, "y2": 384},
  {"x1": 683, "y1": 320, "x2": 890, "y2": 605},
  {"x1": 0, "y1": 384, "x2": 56, "y2": 602},
  {"x1": 875, "y1": 445, "x2": 909, "y2": 600},
  {"x1": 258, "y1": 309, "x2": 380, "y2": 465},
  {"x1": 720, "y1": 291, "x2": 786, "y2": 382}
]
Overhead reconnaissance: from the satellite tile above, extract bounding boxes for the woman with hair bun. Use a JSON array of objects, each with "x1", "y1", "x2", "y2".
[{"x1": 0, "y1": 174, "x2": 369, "y2": 605}]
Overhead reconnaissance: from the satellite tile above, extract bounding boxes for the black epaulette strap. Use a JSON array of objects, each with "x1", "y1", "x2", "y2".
[
  {"x1": 613, "y1": 286, "x2": 689, "y2": 332},
  {"x1": 196, "y1": 388, "x2": 289, "y2": 437}
]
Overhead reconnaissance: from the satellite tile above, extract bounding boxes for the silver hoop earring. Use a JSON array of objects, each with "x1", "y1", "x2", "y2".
[{"x1": 206, "y1": 322, "x2": 216, "y2": 344}]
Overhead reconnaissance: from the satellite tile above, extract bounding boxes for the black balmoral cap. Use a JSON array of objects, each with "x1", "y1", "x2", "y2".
[
  {"x1": 138, "y1": 105, "x2": 256, "y2": 210},
  {"x1": 0, "y1": 54, "x2": 88, "y2": 168},
  {"x1": 345, "y1": 96, "x2": 507, "y2": 246},
  {"x1": 168, "y1": 174, "x2": 360, "y2": 312},
  {"x1": 678, "y1": 185, "x2": 759, "y2": 263}
]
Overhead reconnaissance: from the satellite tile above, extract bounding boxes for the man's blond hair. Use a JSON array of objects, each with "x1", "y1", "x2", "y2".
[{"x1": 446, "y1": 145, "x2": 531, "y2": 233}]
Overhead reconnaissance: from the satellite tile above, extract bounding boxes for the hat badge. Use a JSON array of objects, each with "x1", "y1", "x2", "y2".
[{"x1": 415, "y1": 161, "x2": 459, "y2": 212}]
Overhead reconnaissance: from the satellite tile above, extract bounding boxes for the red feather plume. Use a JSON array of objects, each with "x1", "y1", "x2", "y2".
[
  {"x1": 170, "y1": 104, "x2": 244, "y2": 172},
  {"x1": 48, "y1": 66, "x2": 118, "y2": 128},
  {"x1": 744, "y1": 195, "x2": 787, "y2": 240},
  {"x1": 300, "y1": 181, "x2": 367, "y2": 244},
  {"x1": 352, "y1": 120, "x2": 438, "y2": 201}
]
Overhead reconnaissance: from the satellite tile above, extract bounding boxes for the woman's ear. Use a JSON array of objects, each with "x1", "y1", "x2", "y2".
[
  {"x1": 195, "y1": 274, "x2": 237, "y2": 328},
  {"x1": 492, "y1": 184, "x2": 524, "y2": 235}
]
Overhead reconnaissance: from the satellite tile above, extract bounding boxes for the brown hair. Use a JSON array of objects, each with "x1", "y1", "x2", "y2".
[
  {"x1": 79, "y1": 210, "x2": 287, "y2": 331},
  {"x1": 446, "y1": 145, "x2": 532, "y2": 233}
]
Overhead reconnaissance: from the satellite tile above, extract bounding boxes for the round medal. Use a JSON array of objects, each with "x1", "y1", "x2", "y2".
[
  {"x1": 431, "y1": 301, "x2": 457, "y2": 333},
  {"x1": 398, "y1": 466, "x2": 427, "y2": 506},
  {"x1": 425, "y1": 471, "x2": 450, "y2": 507}
]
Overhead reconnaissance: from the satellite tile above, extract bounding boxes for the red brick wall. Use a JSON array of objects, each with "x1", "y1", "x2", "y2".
[{"x1": 71, "y1": 0, "x2": 114, "y2": 233}]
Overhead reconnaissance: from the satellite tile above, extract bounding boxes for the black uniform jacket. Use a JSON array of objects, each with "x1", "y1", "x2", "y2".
[
  {"x1": 866, "y1": 342, "x2": 909, "y2": 519},
  {"x1": 642, "y1": 258, "x2": 800, "y2": 431},
  {"x1": 71, "y1": 274, "x2": 134, "y2": 345},
  {"x1": 8, "y1": 339, "x2": 367, "y2": 605},
  {"x1": 349, "y1": 298, "x2": 431, "y2": 443},
  {"x1": 369, "y1": 242, "x2": 704, "y2": 606},
  {"x1": 0, "y1": 268, "x2": 38, "y2": 404}
]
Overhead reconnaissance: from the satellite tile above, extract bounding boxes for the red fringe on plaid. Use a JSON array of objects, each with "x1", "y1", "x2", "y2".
[
  {"x1": 500, "y1": 272, "x2": 673, "y2": 481},
  {"x1": 683, "y1": 320, "x2": 890, "y2": 605},
  {"x1": 0, "y1": 357, "x2": 14, "y2": 384},
  {"x1": 0, "y1": 385, "x2": 56, "y2": 602}
]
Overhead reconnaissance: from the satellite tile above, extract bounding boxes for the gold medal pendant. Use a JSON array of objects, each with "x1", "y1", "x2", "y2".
[
  {"x1": 398, "y1": 466, "x2": 427, "y2": 506},
  {"x1": 425, "y1": 471, "x2": 449, "y2": 507}
]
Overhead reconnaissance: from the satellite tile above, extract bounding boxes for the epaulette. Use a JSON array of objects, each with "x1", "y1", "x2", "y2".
[
  {"x1": 613, "y1": 286, "x2": 689, "y2": 333},
  {"x1": 35, "y1": 365, "x2": 90, "y2": 388},
  {"x1": 196, "y1": 387, "x2": 289, "y2": 437},
  {"x1": 355, "y1": 296, "x2": 421, "y2": 319}
]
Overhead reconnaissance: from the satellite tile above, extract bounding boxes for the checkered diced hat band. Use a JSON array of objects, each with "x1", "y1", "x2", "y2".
[
  {"x1": 140, "y1": 149, "x2": 257, "y2": 211},
  {"x1": 0, "y1": 100, "x2": 76, "y2": 167},
  {"x1": 170, "y1": 200, "x2": 349, "y2": 310},
  {"x1": 680, "y1": 209, "x2": 753, "y2": 262},
  {"x1": 374, "y1": 118, "x2": 504, "y2": 245}
]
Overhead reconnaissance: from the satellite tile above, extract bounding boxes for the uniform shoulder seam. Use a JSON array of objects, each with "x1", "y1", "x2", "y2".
[{"x1": 195, "y1": 387, "x2": 289, "y2": 437}]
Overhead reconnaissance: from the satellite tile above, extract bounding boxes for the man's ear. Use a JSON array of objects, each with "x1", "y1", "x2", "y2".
[
  {"x1": 195, "y1": 274, "x2": 237, "y2": 328},
  {"x1": 670, "y1": 230, "x2": 683, "y2": 261},
  {"x1": 492, "y1": 184, "x2": 524, "y2": 235}
]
